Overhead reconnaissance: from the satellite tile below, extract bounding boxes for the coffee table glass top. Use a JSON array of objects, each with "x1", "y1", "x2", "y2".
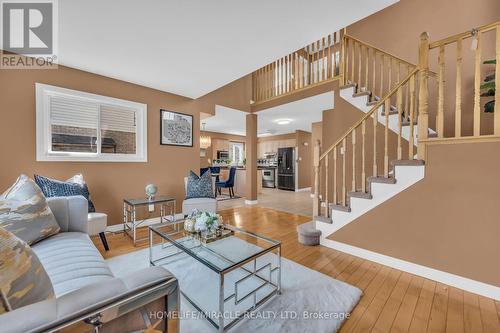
[{"x1": 149, "y1": 221, "x2": 280, "y2": 273}]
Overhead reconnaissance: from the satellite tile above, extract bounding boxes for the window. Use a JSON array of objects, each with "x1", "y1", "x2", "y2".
[
  {"x1": 229, "y1": 142, "x2": 244, "y2": 165},
  {"x1": 36, "y1": 83, "x2": 147, "y2": 162}
]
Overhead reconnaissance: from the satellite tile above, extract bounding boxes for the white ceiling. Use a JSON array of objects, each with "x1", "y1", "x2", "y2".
[
  {"x1": 202, "y1": 91, "x2": 334, "y2": 137},
  {"x1": 58, "y1": 0, "x2": 397, "y2": 98}
]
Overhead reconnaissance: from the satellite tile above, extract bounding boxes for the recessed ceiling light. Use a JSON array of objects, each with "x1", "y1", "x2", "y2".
[{"x1": 274, "y1": 119, "x2": 293, "y2": 125}]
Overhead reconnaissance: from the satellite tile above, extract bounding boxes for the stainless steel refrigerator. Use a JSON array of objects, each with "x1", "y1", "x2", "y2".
[{"x1": 277, "y1": 147, "x2": 295, "y2": 190}]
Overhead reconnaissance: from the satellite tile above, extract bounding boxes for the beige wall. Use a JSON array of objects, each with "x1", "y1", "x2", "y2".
[
  {"x1": 330, "y1": 140, "x2": 500, "y2": 287},
  {"x1": 295, "y1": 130, "x2": 312, "y2": 189},
  {"x1": 0, "y1": 65, "x2": 200, "y2": 226},
  {"x1": 346, "y1": 0, "x2": 500, "y2": 137}
]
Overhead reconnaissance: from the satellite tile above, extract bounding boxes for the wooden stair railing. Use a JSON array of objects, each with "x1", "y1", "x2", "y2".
[
  {"x1": 342, "y1": 34, "x2": 417, "y2": 99},
  {"x1": 421, "y1": 20, "x2": 500, "y2": 141},
  {"x1": 313, "y1": 68, "x2": 420, "y2": 217}
]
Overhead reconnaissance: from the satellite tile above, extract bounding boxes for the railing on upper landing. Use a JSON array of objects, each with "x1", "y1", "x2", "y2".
[{"x1": 251, "y1": 30, "x2": 344, "y2": 105}]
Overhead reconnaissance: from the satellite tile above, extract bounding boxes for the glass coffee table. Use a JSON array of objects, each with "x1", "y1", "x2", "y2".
[{"x1": 149, "y1": 221, "x2": 281, "y2": 332}]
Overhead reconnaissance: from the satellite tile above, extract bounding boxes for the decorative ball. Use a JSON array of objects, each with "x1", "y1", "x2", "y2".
[{"x1": 145, "y1": 184, "x2": 158, "y2": 198}]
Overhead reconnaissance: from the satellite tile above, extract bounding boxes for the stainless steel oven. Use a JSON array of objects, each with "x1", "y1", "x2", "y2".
[{"x1": 261, "y1": 168, "x2": 275, "y2": 188}]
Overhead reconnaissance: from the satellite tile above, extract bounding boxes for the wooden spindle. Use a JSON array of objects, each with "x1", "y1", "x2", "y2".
[
  {"x1": 372, "y1": 50, "x2": 376, "y2": 97},
  {"x1": 351, "y1": 40, "x2": 355, "y2": 84},
  {"x1": 313, "y1": 140, "x2": 320, "y2": 217},
  {"x1": 437, "y1": 45, "x2": 445, "y2": 137},
  {"x1": 358, "y1": 43, "x2": 362, "y2": 87},
  {"x1": 333, "y1": 148, "x2": 338, "y2": 204},
  {"x1": 384, "y1": 99, "x2": 390, "y2": 177},
  {"x1": 455, "y1": 37, "x2": 462, "y2": 137},
  {"x1": 283, "y1": 56, "x2": 286, "y2": 93},
  {"x1": 361, "y1": 120, "x2": 366, "y2": 193},
  {"x1": 409, "y1": 74, "x2": 416, "y2": 159},
  {"x1": 495, "y1": 27, "x2": 500, "y2": 134},
  {"x1": 418, "y1": 32, "x2": 429, "y2": 159},
  {"x1": 373, "y1": 108, "x2": 378, "y2": 177},
  {"x1": 404, "y1": 66, "x2": 410, "y2": 120},
  {"x1": 299, "y1": 54, "x2": 304, "y2": 88},
  {"x1": 341, "y1": 34, "x2": 346, "y2": 83},
  {"x1": 322, "y1": 37, "x2": 326, "y2": 81},
  {"x1": 327, "y1": 35, "x2": 332, "y2": 79},
  {"x1": 365, "y1": 47, "x2": 369, "y2": 91},
  {"x1": 325, "y1": 154, "x2": 329, "y2": 217},
  {"x1": 380, "y1": 54, "x2": 384, "y2": 98},
  {"x1": 396, "y1": 61, "x2": 400, "y2": 85},
  {"x1": 342, "y1": 138, "x2": 347, "y2": 206},
  {"x1": 352, "y1": 129, "x2": 356, "y2": 191},
  {"x1": 388, "y1": 58, "x2": 392, "y2": 90},
  {"x1": 342, "y1": 37, "x2": 351, "y2": 84},
  {"x1": 316, "y1": 40, "x2": 320, "y2": 83},
  {"x1": 473, "y1": 33, "x2": 482, "y2": 136},
  {"x1": 397, "y1": 86, "x2": 403, "y2": 160}
]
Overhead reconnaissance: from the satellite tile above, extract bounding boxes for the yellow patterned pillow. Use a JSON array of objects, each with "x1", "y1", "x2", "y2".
[
  {"x1": 0, "y1": 175, "x2": 60, "y2": 245},
  {"x1": 0, "y1": 227, "x2": 54, "y2": 313}
]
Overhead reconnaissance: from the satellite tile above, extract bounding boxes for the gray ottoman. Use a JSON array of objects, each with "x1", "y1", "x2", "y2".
[{"x1": 297, "y1": 222, "x2": 322, "y2": 246}]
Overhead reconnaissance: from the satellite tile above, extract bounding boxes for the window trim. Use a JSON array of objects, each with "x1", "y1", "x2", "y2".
[{"x1": 36, "y1": 83, "x2": 148, "y2": 162}]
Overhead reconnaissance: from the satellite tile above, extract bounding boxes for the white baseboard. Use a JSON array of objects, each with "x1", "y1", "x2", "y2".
[
  {"x1": 320, "y1": 238, "x2": 500, "y2": 301},
  {"x1": 245, "y1": 200, "x2": 258, "y2": 205},
  {"x1": 296, "y1": 187, "x2": 311, "y2": 192},
  {"x1": 106, "y1": 213, "x2": 185, "y2": 233}
]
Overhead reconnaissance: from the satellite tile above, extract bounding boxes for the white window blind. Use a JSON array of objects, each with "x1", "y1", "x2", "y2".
[{"x1": 36, "y1": 83, "x2": 147, "y2": 162}]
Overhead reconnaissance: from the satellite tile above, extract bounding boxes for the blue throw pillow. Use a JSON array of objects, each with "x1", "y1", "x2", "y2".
[
  {"x1": 186, "y1": 170, "x2": 214, "y2": 199},
  {"x1": 34, "y1": 175, "x2": 96, "y2": 213}
]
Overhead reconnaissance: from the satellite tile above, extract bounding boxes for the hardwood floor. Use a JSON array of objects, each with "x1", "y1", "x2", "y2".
[{"x1": 93, "y1": 206, "x2": 500, "y2": 332}]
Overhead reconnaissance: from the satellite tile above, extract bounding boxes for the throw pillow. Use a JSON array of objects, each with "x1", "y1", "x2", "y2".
[
  {"x1": 66, "y1": 173, "x2": 96, "y2": 213},
  {"x1": 0, "y1": 226, "x2": 54, "y2": 313},
  {"x1": 0, "y1": 175, "x2": 60, "y2": 245},
  {"x1": 34, "y1": 174, "x2": 96, "y2": 213},
  {"x1": 185, "y1": 170, "x2": 214, "y2": 199}
]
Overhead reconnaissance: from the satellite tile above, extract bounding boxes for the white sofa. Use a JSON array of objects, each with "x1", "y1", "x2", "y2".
[{"x1": 0, "y1": 196, "x2": 179, "y2": 333}]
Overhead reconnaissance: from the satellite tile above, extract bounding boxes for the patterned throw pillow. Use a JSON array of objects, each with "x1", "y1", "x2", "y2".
[
  {"x1": 34, "y1": 174, "x2": 96, "y2": 213},
  {"x1": 185, "y1": 170, "x2": 214, "y2": 199},
  {"x1": 0, "y1": 175, "x2": 60, "y2": 245},
  {"x1": 0, "y1": 227, "x2": 54, "y2": 313}
]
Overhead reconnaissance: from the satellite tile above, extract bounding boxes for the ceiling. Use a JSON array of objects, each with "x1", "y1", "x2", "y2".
[
  {"x1": 58, "y1": 0, "x2": 398, "y2": 98},
  {"x1": 202, "y1": 91, "x2": 334, "y2": 137}
]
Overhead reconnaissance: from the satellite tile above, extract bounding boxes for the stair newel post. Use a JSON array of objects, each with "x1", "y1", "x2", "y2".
[
  {"x1": 417, "y1": 32, "x2": 430, "y2": 160},
  {"x1": 313, "y1": 140, "x2": 321, "y2": 217}
]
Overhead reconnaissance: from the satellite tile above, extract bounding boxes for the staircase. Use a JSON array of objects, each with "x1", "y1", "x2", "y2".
[{"x1": 311, "y1": 21, "x2": 500, "y2": 241}]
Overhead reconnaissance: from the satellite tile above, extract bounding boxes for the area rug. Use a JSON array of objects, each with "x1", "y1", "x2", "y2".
[
  {"x1": 216, "y1": 194, "x2": 242, "y2": 201},
  {"x1": 106, "y1": 237, "x2": 362, "y2": 333}
]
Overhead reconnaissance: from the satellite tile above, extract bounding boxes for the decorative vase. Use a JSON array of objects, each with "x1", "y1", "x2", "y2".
[{"x1": 145, "y1": 184, "x2": 158, "y2": 200}]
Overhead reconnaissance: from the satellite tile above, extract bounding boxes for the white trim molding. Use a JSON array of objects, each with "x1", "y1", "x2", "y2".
[
  {"x1": 36, "y1": 83, "x2": 148, "y2": 162},
  {"x1": 296, "y1": 187, "x2": 311, "y2": 192},
  {"x1": 320, "y1": 238, "x2": 500, "y2": 301},
  {"x1": 245, "y1": 199, "x2": 258, "y2": 205}
]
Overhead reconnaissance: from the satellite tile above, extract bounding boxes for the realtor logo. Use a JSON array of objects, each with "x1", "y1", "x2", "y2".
[{"x1": 1, "y1": 0, "x2": 58, "y2": 69}]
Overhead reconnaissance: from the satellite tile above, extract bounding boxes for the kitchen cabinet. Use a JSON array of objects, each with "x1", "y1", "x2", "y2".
[
  {"x1": 258, "y1": 139, "x2": 296, "y2": 158},
  {"x1": 212, "y1": 139, "x2": 229, "y2": 159}
]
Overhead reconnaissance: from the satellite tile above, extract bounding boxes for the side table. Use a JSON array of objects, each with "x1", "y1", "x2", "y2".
[{"x1": 123, "y1": 196, "x2": 176, "y2": 246}]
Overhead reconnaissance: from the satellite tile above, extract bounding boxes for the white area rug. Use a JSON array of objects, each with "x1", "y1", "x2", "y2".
[{"x1": 107, "y1": 237, "x2": 362, "y2": 332}]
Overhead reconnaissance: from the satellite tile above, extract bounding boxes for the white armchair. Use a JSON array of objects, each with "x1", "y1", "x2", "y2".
[{"x1": 182, "y1": 177, "x2": 217, "y2": 216}]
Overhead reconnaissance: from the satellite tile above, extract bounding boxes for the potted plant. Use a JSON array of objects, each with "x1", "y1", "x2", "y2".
[{"x1": 481, "y1": 59, "x2": 496, "y2": 113}]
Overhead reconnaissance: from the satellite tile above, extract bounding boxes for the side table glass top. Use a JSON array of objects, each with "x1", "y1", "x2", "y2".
[{"x1": 124, "y1": 196, "x2": 175, "y2": 206}]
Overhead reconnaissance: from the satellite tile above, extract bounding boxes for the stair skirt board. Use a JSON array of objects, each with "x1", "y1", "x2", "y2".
[
  {"x1": 320, "y1": 238, "x2": 500, "y2": 301},
  {"x1": 339, "y1": 85, "x2": 437, "y2": 143},
  {"x1": 316, "y1": 164, "x2": 425, "y2": 235}
]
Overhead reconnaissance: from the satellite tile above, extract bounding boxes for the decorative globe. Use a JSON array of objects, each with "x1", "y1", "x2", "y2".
[{"x1": 145, "y1": 184, "x2": 158, "y2": 199}]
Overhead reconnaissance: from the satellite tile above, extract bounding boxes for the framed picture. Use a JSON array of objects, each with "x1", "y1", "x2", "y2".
[{"x1": 160, "y1": 109, "x2": 193, "y2": 147}]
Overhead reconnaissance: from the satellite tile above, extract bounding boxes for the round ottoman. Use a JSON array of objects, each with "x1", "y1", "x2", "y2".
[
  {"x1": 88, "y1": 212, "x2": 109, "y2": 251},
  {"x1": 297, "y1": 222, "x2": 322, "y2": 246}
]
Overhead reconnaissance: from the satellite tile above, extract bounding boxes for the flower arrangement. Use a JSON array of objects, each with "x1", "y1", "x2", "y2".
[{"x1": 184, "y1": 209, "x2": 222, "y2": 234}]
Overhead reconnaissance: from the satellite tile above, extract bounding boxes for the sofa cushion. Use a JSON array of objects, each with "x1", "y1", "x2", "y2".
[
  {"x1": 0, "y1": 227, "x2": 54, "y2": 313},
  {"x1": 185, "y1": 170, "x2": 214, "y2": 199},
  {"x1": 32, "y1": 232, "x2": 114, "y2": 297},
  {"x1": 0, "y1": 175, "x2": 60, "y2": 245},
  {"x1": 182, "y1": 197, "x2": 217, "y2": 215},
  {"x1": 34, "y1": 174, "x2": 96, "y2": 213}
]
